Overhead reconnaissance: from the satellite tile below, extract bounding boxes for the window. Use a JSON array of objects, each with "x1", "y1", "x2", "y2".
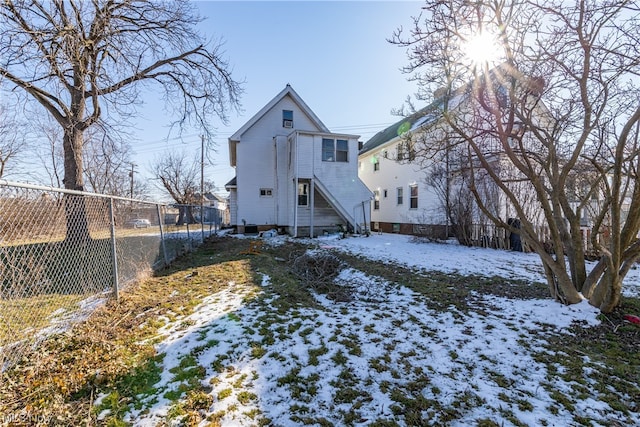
[
  {"x1": 373, "y1": 190, "x2": 380, "y2": 210},
  {"x1": 322, "y1": 138, "x2": 334, "y2": 161},
  {"x1": 283, "y1": 110, "x2": 293, "y2": 128},
  {"x1": 397, "y1": 187, "x2": 403, "y2": 205},
  {"x1": 383, "y1": 189, "x2": 388, "y2": 198},
  {"x1": 373, "y1": 158, "x2": 380, "y2": 171},
  {"x1": 397, "y1": 143, "x2": 405, "y2": 161},
  {"x1": 322, "y1": 138, "x2": 349, "y2": 162},
  {"x1": 410, "y1": 184, "x2": 418, "y2": 209},
  {"x1": 336, "y1": 139, "x2": 348, "y2": 162},
  {"x1": 298, "y1": 182, "x2": 308, "y2": 206},
  {"x1": 260, "y1": 188, "x2": 273, "y2": 197},
  {"x1": 397, "y1": 141, "x2": 415, "y2": 161}
]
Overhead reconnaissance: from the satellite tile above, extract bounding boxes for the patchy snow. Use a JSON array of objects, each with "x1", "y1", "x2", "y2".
[
  {"x1": 121, "y1": 233, "x2": 639, "y2": 426},
  {"x1": 321, "y1": 233, "x2": 640, "y2": 298}
]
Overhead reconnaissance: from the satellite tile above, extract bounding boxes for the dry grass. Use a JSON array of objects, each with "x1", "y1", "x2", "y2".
[
  {"x1": 0, "y1": 235, "x2": 638, "y2": 426},
  {"x1": 0, "y1": 236, "x2": 261, "y2": 425},
  {"x1": 0, "y1": 294, "x2": 90, "y2": 345}
]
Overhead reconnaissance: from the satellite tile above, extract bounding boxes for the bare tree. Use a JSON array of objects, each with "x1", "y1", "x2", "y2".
[
  {"x1": 0, "y1": 0, "x2": 241, "y2": 240},
  {"x1": 151, "y1": 151, "x2": 213, "y2": 225},
  {"x1": 391, "y1": 0, "x2": 640, "y2": 312},
  {"x1": 423, "y1": 145, "x2": 477, "y2": 246},
  {"x1": 0, "y1": 103, "x2": 26, "y2": 179},
  {"x1": 83, "y1": 125, "x2": 148, "y2": 198}
]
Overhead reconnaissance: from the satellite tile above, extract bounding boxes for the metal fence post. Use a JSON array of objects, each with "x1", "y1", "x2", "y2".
[
  {"x1": 157, "y1": 204, "x2": 169, "y2": 267},
  {"x1": 108, "y1": 198, "x2": 120, "y2": 302}
]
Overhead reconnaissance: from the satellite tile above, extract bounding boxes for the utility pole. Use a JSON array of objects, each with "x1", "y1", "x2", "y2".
[
  {"x1": 129, "y1": 163, "x2": 136, "y2": 199},
  {"x1": 129, "y1": 163, "x2": 136, "y2": 212},
  {"x1": 200, "y1": 135, "x2": 205, "y2": 242}
]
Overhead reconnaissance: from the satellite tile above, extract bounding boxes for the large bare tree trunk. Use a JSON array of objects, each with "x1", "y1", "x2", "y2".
[
  {"x1": 62, "y1": 126, "x2": 91, "y2": 244},
  {"x1": 589, "y1": 269, "x2": 622, "y2": 313},
  {"x1": 542, "y1": 257, "x2": 583, "y2": 305}
]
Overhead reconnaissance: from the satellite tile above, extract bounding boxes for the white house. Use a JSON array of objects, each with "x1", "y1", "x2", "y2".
[
  {"x1": 203, "y1": 192, "x2": 230, "y2": 226},
  {"x1": 359, "y1": 66, "x2": 548, "y2": 242},
  {"x1": 225, "y1": 85, "x2": 372, "y2": 237},
  {"x1": 358, "y1": 110, "x2": 447, "y2": 237}
]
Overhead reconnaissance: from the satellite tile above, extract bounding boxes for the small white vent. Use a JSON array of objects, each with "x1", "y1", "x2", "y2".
[{"x1": 283, "y1": 120, "x2": 293, "y2": 128}]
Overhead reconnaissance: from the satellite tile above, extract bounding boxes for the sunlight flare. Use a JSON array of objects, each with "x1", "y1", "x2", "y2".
[{"x1": 462, "y1": 31, "x2": 500, "y2": 65}]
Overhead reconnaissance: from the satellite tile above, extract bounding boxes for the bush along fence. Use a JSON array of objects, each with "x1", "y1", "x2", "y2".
[{"x1": 0, "y1": 180, "x2": 224, "y2": 369}]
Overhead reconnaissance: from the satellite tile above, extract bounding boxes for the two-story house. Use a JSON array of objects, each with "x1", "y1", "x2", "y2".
[
  {"x1": 358, "y1": 106, "x2": 447, "y2": 237},
  {"x1": 359, "y1": 66, "x2": 548, "y2": 245},
  {"x1": 225, "y1": 85, "x2": 372, "y2": 237}
]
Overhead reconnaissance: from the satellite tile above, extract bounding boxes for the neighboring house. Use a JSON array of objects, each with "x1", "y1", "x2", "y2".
[
  {"x1": 358, "y1": 108, "x2": 447, "y2": 237},
  {"x1": 203, "y1": 192, "x2": 230, "y2": 226},
  {"x1": 359, "y1": 67, "x2": 546, "y2": 241},
  {"x1": 225, "y1": 84, "x2": 372, "y2": 236}
]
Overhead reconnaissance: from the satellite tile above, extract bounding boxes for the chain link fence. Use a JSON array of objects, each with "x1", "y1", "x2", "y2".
[{"x1": 0, "y1": 180, "x2": 223, "y2": 369}]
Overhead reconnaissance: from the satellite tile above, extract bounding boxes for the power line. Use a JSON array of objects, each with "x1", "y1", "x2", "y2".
[{"x1": 130, "y1": 121, "x2": 395, "y2": 157}]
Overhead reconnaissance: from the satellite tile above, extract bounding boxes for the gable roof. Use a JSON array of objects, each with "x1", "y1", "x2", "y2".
[
  {"x1": 359, "y1": 95, "x2": 455, "y2": 156},
  {"x1": 229, "y1": 84, "x2": 330, "y2": 143},
  {"x1": 204, "y1": 192, "x2": 227, "y2": 203},
  {"x1": 224, "y1": 176, "x2": 237, "y2": 189},
  {"x1": 359, "y1": 64, "x2": 535, "y2": 156}
]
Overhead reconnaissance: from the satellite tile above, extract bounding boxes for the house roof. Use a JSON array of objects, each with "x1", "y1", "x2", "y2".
[
  {"x1": 224, "y1": 176, "x2": 237, "y2": 189},
  {"x1": 229, "y1": 84, "x2": 330, "y2": 143},
  {"x1": 359, "y1": 96, "x2": 451, "y2": 156},
  {"x1": 204, "y1": 192, "x2": 226, "y2": 203},
  {"x1": 359, "y1": 64, "x2": 533, "y2": 156}
]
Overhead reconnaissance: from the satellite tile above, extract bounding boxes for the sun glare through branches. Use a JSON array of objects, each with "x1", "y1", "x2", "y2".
[{"x1": 462, "y1": 31, "x2": 501, "y2": 66}]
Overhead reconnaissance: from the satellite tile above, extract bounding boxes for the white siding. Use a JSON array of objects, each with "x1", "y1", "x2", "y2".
[
  {"x1": 235, "y1": 95, "x2": 322, "y2": 227},
  {"x1": 228, "y1": 189, "x2": 237, "y2": 226},
  {"x1": 359, "y1": 141, "x2": 444, "y2": 226},
  {"x1": 296, "y1": 132, "x2": 372, "y2": 218},
  {"x1": 230, "y1": 86, "x2": 372, "y2": 234}
]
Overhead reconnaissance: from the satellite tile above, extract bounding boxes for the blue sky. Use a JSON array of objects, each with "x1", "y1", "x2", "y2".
[{"x1": 131, "y1": 1, "x2": 423, "y2": 196}]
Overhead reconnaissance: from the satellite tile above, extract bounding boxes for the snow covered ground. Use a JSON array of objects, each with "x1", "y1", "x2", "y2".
[
  {"x1": 322, "y1": 233, "x2": 640, "y2": 298},
  {"x1": 106, "y1": 233, "x2": 639, "y2": 426}
]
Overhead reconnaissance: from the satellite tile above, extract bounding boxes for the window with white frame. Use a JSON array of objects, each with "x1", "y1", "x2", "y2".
[
  {"x1": 322, "y1": 138, "x2": 349, "y2": 162},
  {"x1": 373, "y1": 157, "x2": 380, "y2": 171},
  {"x1": 336, "y1": 139, "x2": 348, "y2": 162},
  {"x1": 298, "y1": 182, "x2": 308, "y2": 206},
  {"x1": 397, "y1": 143, "x2": 405, "y2": 161},
  {"x1": 397, "y1": 140, "x2": 415, "y2": 161},
  {"x1": 260, "y1": 188, "x2": 273, "y2": 197},
  {"x1": 283, "y1": 110, "x2": 293, "y2": 128},
  {"x1": 397, "y1": 187, "x2": 403, "y2": 205},
  {"x1": 322, "y1": 138, "x2": 334, "y2": 161},
  {"x1": 410, "y1": 184, "x2": 418, "y2": 209},
  {"x1": 373, "y1": 190, "x2": 380, "y2": 210}
]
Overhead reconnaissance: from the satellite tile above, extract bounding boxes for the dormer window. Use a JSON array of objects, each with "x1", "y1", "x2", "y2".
[{"x1": 283, "y1": 110, "x2": 293, "y2": 128}]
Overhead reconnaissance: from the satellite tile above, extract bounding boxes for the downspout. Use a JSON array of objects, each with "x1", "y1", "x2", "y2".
[
  {"x1": 273, "y1": 136, "x2": 278, "y2": 229},
  {"x1": 294, "y1": 132, "x2": 299, "y2": 237},
  {"x1": 310, "y1": 179, "x2": 315, "y2": 238},
  {"x1": 310, "y1": 135, "x2": 315, "y2": 238}
]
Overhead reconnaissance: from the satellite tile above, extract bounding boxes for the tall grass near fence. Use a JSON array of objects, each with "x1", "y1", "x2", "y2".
[{"x1": 0, "y1": 180, "x2": 222, "y2": 369}]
